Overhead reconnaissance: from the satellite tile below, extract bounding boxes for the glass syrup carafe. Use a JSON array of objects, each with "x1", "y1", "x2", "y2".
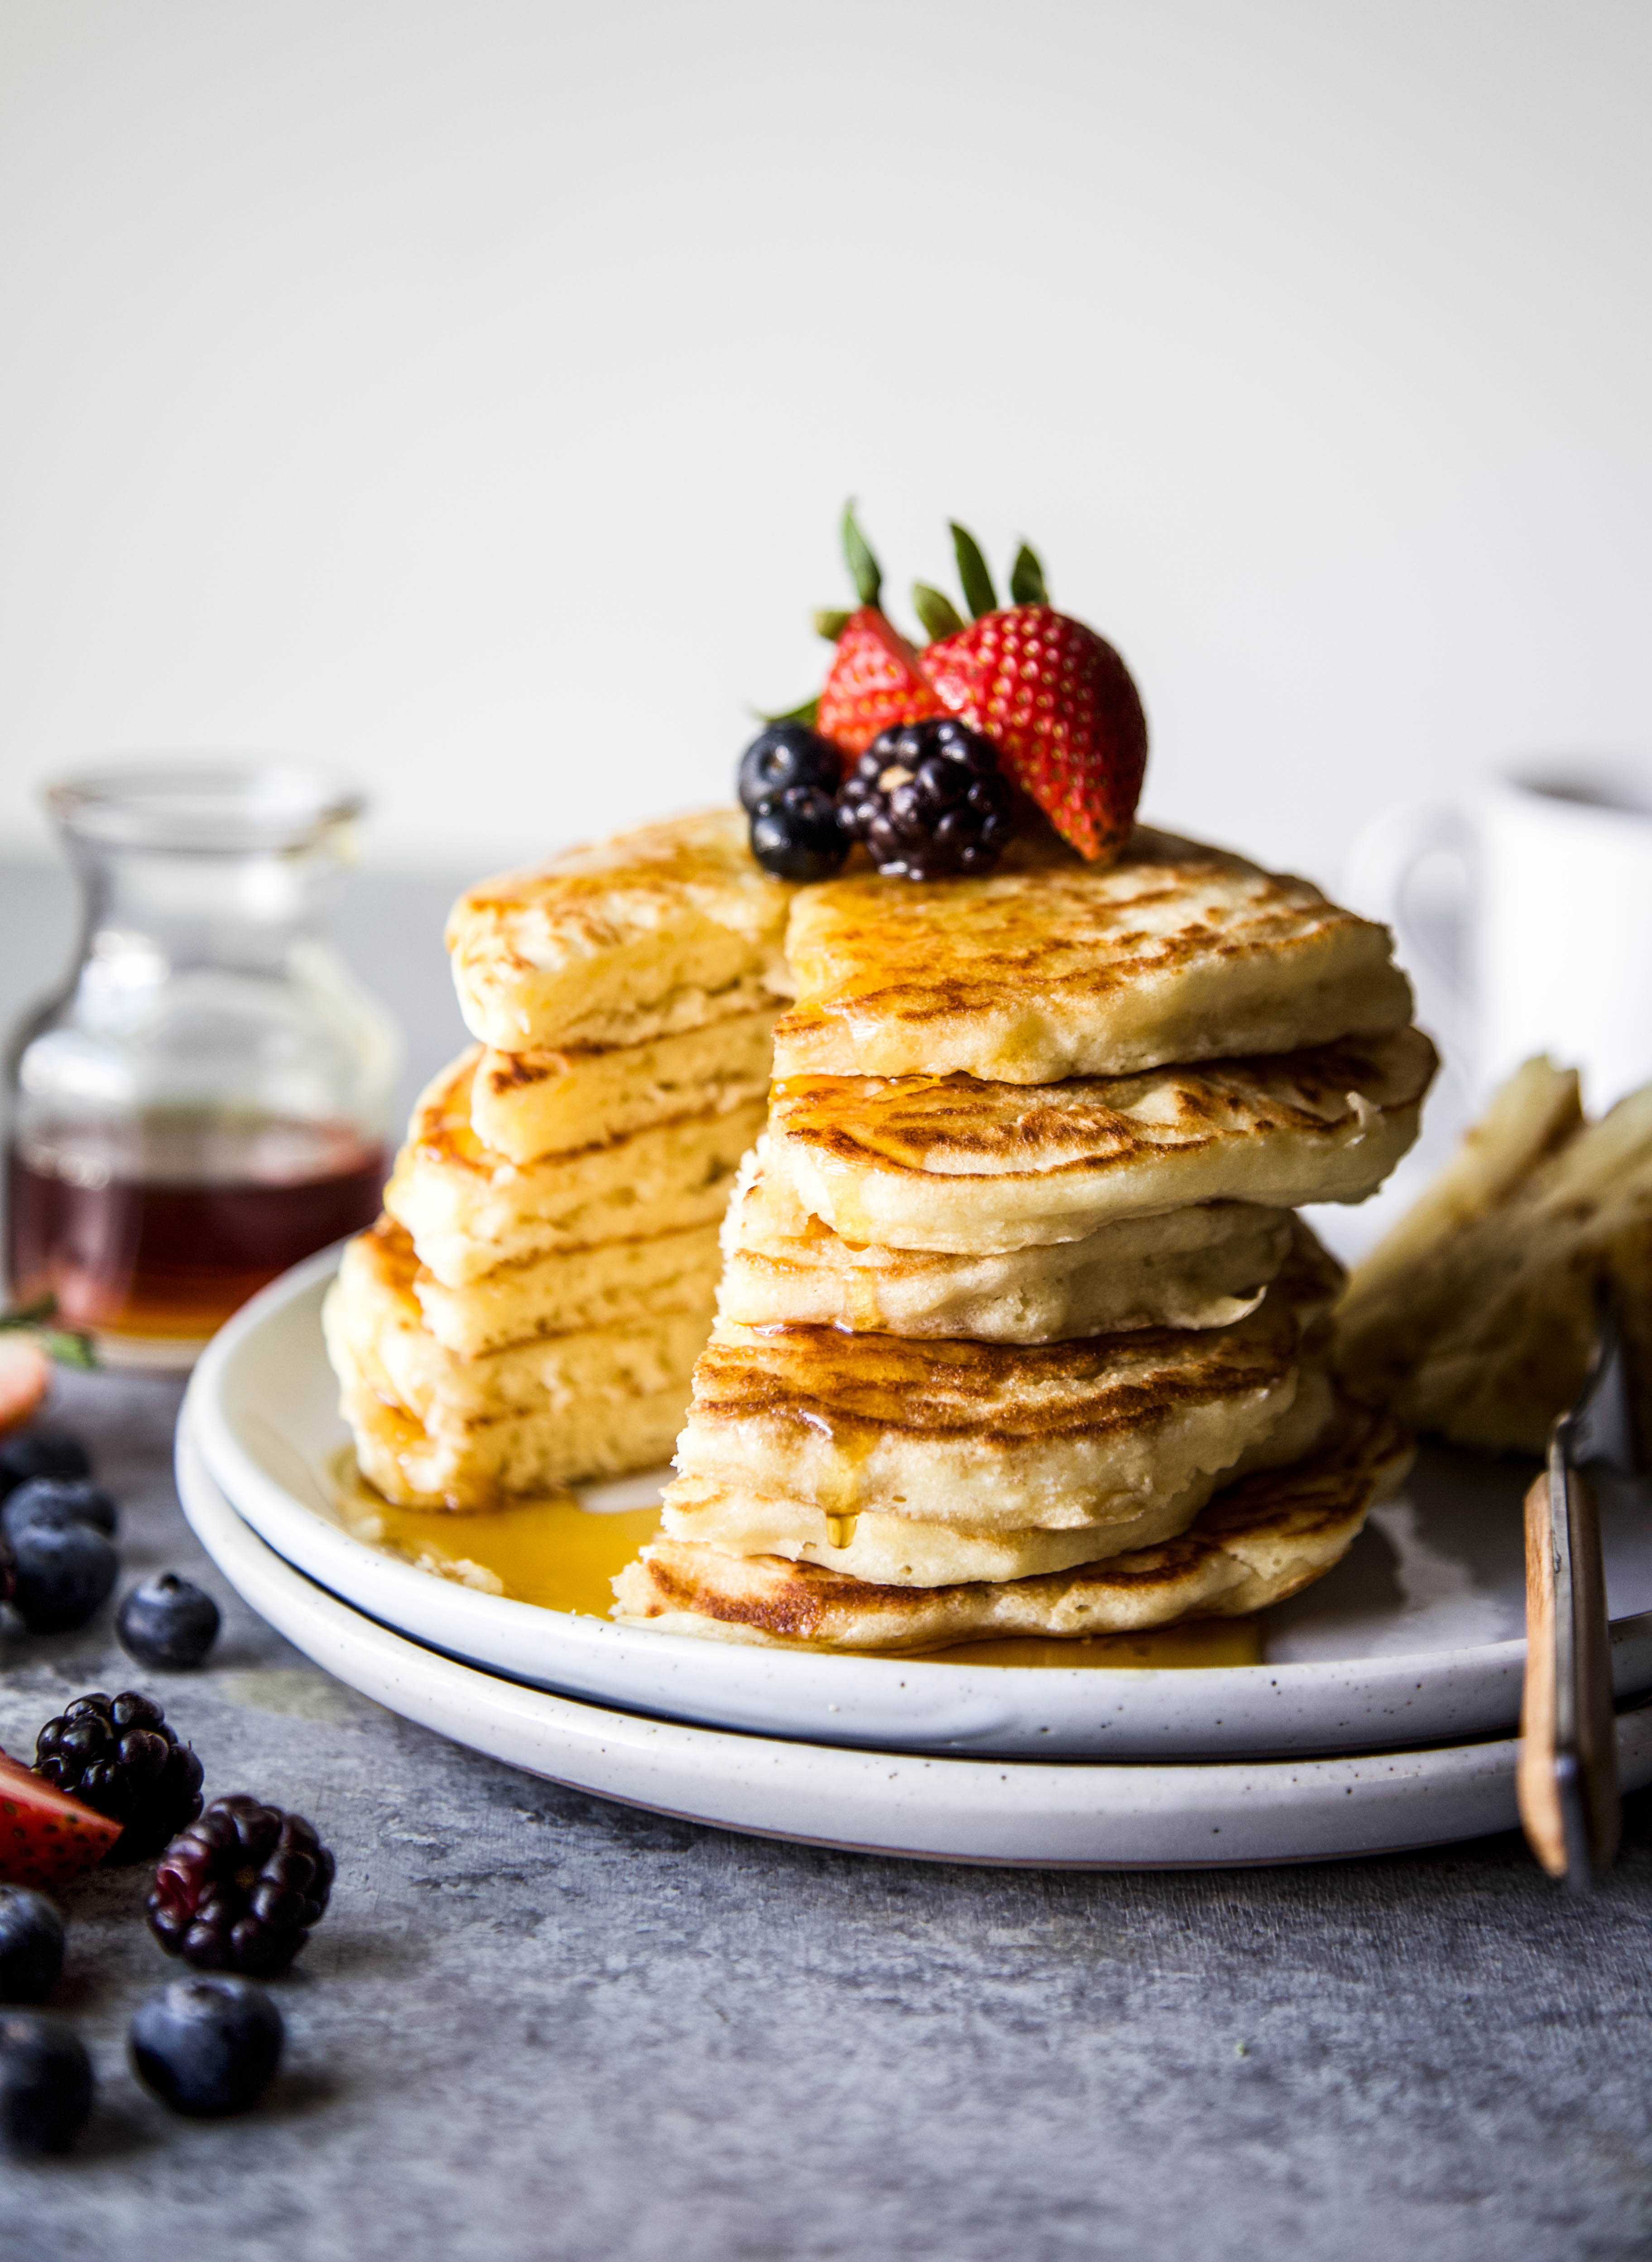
[{"x1": 5, "y1": 760, "x2": 402, "y2": 1367}]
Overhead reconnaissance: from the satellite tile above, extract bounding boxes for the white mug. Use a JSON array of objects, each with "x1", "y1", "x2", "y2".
[{"x1": 1347, "y1": 770, "x2": 1652, "y2": 1115}]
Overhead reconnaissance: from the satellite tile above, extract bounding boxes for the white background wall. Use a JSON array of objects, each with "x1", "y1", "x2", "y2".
[{"x1": 3, "y1": 0, "x2": 1649, "y2": 885}]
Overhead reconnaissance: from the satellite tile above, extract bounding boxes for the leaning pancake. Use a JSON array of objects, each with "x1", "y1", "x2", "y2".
[
  {"x1": 719, "y1": 1143, "x2": 1293, "y2": 1340},
  {"x1": 768, "y1": 1027, "x2": 1435, "y2": 1253},
  {"x1": 324, "y1": 1233, "x2": 710, "y2": 1508},
  {"x1": 668, "y1": 1226, "x2": 1341, "y2": 1533},
  {"x1": 470, "y1": 1006, "x2": 776, "y2": 1165},
  {"x1": 447, "y1": 808, "x2": 793, "y2": 1053},
  {"x1": 384, "y1": 1049, "x2": 765, "y2": 1286},
  {"x1": 773, "y1": 827, "x2": 1413, "y2": 1084},
  {"x1": 614, "y1": 1397, "x2": 1407, "y2": 1649},
  {"x1": 403, "y1": 1219, "x2": 724, "y2": 1358}
]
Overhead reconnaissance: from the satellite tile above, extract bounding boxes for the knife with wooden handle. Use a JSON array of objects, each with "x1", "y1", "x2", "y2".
[{"x1": 1518, "y1": 1306, "x2": 1634, "y2": 1885}]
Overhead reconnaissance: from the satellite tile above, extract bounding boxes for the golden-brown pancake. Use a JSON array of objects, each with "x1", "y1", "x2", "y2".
[
  {"x1": 447, "y1": 808, "x2": 793, "y2": 1052},
  {"x1": 768, "y1": 1027, "x2": 1435, "y2": 1252},
  {"x1": 773, "y1": 827, "x2": 1413, "y2": 1084},
  {"x1": 613, "y1": 1396, "x2": 1407, "y2": 1649},
  {"x1": 718, "y1": 1142, "x2": 1292, "y2": 1340}
]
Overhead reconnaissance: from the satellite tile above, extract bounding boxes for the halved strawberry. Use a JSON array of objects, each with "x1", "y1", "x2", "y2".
[
  {"x1": 0, "y1": 1749, "x2": 121, "y2": 1889},
  {"x1": 816, "y1": 606, "x2": 944, "y2": 756},
  {"x1": 0, "y1": 1337, "x2": 51, "y2": 1434},
  {"x1": 923, "y1": 602, "x2": 1148, "y2": 862}
]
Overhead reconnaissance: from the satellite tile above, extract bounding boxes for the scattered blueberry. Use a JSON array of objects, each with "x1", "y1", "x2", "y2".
[
  {"x1": 0, "y1": 2012, "x2": 93, "y2": 2154},
  {"x1": 736, "y1": 722, "x2": 841, "y2": 814},
  {"x1": 34, "y1": 1692, "x2": 203, "y2": 1863},
  {"x1": 117, "y1": 1573, "x2": 221, "y2": 1672},
  {"x1": 130, "y1": 1976, "x2": 283, "y2": 2118},
  {"x1": 148, "y1": 1795, "x2": 334, "y2": 1976},
  {"x1": 9, "y1": 1522, "x2": 119, "y2": 1635},
  {"x1": 1, "y1": 1478, "x2": 119, "y2": 1546},
  {"x1": 0, "y1": 1890, "x2": 66, "y2": 2004},
  {"x1": 839, "y1": 714, "x2": 1014, "y2": 879},
  {"x1": 0, "y1": 1432, "x2": 91, "y2": 1501},
  {"x1": 749, "y1": 786, "x2": 850, "y2": 882}
]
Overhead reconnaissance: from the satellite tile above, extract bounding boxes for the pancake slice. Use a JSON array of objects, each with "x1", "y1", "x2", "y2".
[
  {"x1": 447, "y1": 808, "x2": 793, "y2": 1052},
  {"x1": 773, "y1": 827, "x2": 1413, "y2": 1084},
  {"x1": 384, "y1": 1049, "x2": 765, "y2": 1286},
  {"x1": 669, "y1": 1223, "x2": 1343, "y2": 1534},
  {"x1": 768, "y1": 1027, "x2": 1435, "y2": 1253},
  {"x1": 406, "y1": 1219, "x2": 724, "y2": 1357},
  {"x1": 614, "y1": 1397, "x2": 1408, "y2": 1650},
  {"x1": 718, "y1": 1143, "x2": 1292, "y2": 1341},
  {"x1": 471, "y1": 1006, "x2": 776, "y2": 1164}
]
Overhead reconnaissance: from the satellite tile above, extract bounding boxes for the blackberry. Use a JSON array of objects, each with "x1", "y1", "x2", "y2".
[
  {"x1": 117, "y1": 1572, "x2": 221, "y2": 1672},
  {"x1": 0, "y1": 1431, "x2": 90, "y2": 1499},
  {"x1": 2, "y1": 1477, "x2": 119, "y2": 1545},
  {"x1": 0, "y1": 1889, "x2": 65, "y2": 2004},
  {"x1": 838, "y1": 716, "x2": 1013, "y2": 879},
  {"x1": 736, "y1": 722, "x2": 840, "y2": 814},
  {"x1": 147, "y1": 1795, "x2": 335, "y2": 1978},
  {"x1": 34, "y1": 1692, "x2": 203, "y2": 1864},
  {"x1": 0, "y1": 2012, "x2": 93, "y2": 2154},
  {"x1": 749, "y1": 785, "x2": 849, "y2": 882},
  {"x1": 10, "y1": 1521, "x2": 118, "y2": 1634},
  {"x1": 130, "y1": 1976, "x2": 282, "y2": 2118}
]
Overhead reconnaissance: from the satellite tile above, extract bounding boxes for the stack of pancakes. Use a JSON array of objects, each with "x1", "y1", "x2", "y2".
[
  {"x1": 614, "y1": 828, "x2": 1434, "y2": 1650},
  {"x1": 323, "y1": 811, "x2": 793, "y2": 1506}
]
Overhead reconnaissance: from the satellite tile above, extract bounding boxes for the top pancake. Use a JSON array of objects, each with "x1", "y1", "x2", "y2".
[
  {"x1": 772, "y1": 826, "x2": 1413, "y2": 1083},
  {"x1": 447, "y1": 808, "x2": 794, "y2": 1052}
]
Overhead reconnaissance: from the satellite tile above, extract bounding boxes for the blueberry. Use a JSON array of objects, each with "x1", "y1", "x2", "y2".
[
  {"x1": 1, "y1": 1478, "x2": 119, "y2": 1546},
  {"x1": 130, "y1": 1976, "x2": 283, "y2": 2118},
  {"x1": 749, "y1": 786, "x2": 850, "y2": 882},
  {"x1": 0, "y1": 2013, "x2": 93, "y2": 2154},
  {"x1": 0, "y1": 1891, "x2": 66, "y2": 2004},
  {"x1": 117, "y1": 1573, "x2": 221, "y2": 1672},
  {"x1": 10, "y1": 1521, "x2": 119, "y2": 1634},
  {"x1": 737, "y1": 723, "x2": 840, "y2": 815},
  {"x1": 0, "y1": 1432, "x2": 91, "y2": 1501}
]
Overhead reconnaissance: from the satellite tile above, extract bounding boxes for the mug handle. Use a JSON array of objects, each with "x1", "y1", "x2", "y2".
[{"x1": 1343, "y1": 799, "x2": 1473, "y2": 1049}]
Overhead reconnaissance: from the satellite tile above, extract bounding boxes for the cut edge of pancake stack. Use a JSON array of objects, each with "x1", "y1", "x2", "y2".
[
  {"x1": 322, "y1": 809, "x2": 793, "y2": 1507},
  {"x1": 615, "y1": 827, "x2": 1433, "y2": 1652}
]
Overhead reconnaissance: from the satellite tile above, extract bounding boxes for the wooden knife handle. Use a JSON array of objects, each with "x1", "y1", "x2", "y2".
[{"x1": 1518, "y1": 1462, "x2": 1620, "y2": 1881}]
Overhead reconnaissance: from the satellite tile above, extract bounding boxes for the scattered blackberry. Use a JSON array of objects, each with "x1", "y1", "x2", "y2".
[
  {"x1": 130, "y1": 1976, "x2": 282, "y2": 2118},
  {"x1": 147, "y1": 1795, "x2": 335, "y2": 1977},
  {"x1": 10, "y1": 1522, "x2": 118, "y2": 1634},
  {"x1": 749, "y1": 785, "x2": 849, "y2": 881},
  {"x1": 0, "y1": 2012, "x2": 93, "y2": 2154},
  {"x1": 2, "y1": 1477, "x2": 119, "y2": 1545},
  {"x1": 736, "y1": 722, "x2": 840, "y2": 814},
  {"x1": 0, "y1": 1890, "x2": 65, "y2": 2004},
  {"x1": 34, "y1": 1693, "x2": 203, "y2": 1863},
  {"x1": 837, "y1": 716, "x2": 1014, "y2": 879},
  {"x1": 117, "y1": 1573, "x2": 221, "y2": 1672},
  {"x1": 0, "y1": 1431, "x2": 90, "y2": 1500}
]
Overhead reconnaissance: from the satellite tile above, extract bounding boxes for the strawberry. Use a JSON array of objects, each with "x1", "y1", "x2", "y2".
[
  {"x1": 813, "y1": 504, "x2": 944, "y2": 757},
  {"x1": 0, "y1": 1750, "x2": 121, "y2": 1889},
  {"x1": 816, "y1": 606, "x2": 944, "y2": 756},
  {"x1": 923, "y1": 602, "x2": 1147, "y2": 862},
  {"x1": 0, "y1": 1337, "x2": 50, "y2": 1435}
]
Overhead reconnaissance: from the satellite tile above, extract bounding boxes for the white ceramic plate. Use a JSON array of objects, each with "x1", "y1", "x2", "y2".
[
  {"x1": 175, "y1": 1422, "x2": 1652, "y2": 1868},
  {"x1": 182, "y1": 1248, "x2": 1652, "y2": 1762}
]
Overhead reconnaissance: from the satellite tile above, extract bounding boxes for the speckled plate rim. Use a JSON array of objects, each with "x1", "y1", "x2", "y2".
[
  {"x1": 175, "y1": 1420, "x2": 1652, "y2": 1868},
  {"x1": 183, "y1": 1247, "x2": 1652, "y2": 1763}
]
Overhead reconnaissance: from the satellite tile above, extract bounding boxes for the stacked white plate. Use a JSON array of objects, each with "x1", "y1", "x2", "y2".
[{"x1": 178, "y1": 1249, "x2": 1652, "y2": 1868}]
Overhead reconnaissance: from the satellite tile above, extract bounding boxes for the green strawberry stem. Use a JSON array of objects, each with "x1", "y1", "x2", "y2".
[
  {"x1": 950, "y1": 522, "x2": 998, "y2": 619},
  {"x1": 757, "y1": 695, "x2": 822, "y2": 728},
  {"x1": 912, "y1": 583, "x2": 965, "y2": 642},
  {"x1": 1009, "y1": 543, "x2": 1048, "y2": 606},
  {"x1": 812, "y1": 608, "x2": 852, "y2": 643},
  {"x1": 0, "y1": 1293, "x2": 98, "y2": 1368},
  {"x1": 840, "y1": 503, "x2": 882, "y2": 609}
]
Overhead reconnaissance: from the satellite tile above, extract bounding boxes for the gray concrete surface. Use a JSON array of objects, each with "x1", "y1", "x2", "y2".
[
  {"x1": 1, "y1": 1367, "x2": 1651, "y2": 2262},
  {"x1": 4, "y1": 860, "x2": 1652, "y2": 2261}
]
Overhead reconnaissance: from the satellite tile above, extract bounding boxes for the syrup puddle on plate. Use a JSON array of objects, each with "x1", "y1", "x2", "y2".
[{"x1": 326, "y1": 1450, "x2": 1262, "y2": 1667}]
